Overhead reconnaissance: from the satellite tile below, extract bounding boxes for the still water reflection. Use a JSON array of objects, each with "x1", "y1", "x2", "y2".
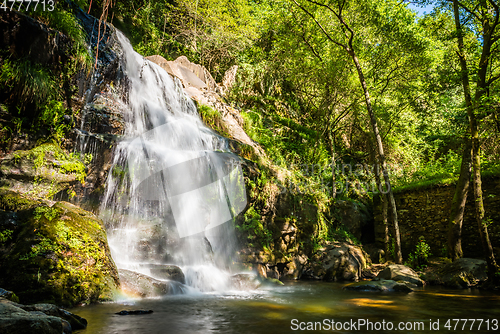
[{"x1": 71, "y1": 282, "x2": 499, "y2": 334}]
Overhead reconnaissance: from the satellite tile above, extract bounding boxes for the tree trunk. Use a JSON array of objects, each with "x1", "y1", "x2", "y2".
[
  {"x1": 452, "y1": 0, "x2": 497, "y2": 274},
  {"x1": 371, "y1": 161, "x2": 390, "y2": 262},
  {"x1": 471, "y1": 118, "x2": 497, "y2": 274},
  {"x1": 349, "y1": 51, "x2": 403, "y2": 264},
  {"x1": 292, "y1": 0, "x2": 403, "y2": 262},
  {"x1": 447, "y1": 138, "x2": 471, "y2": 260},
  {"x1": 328, "y1": 130, "x2": 337, "y2": 199}
]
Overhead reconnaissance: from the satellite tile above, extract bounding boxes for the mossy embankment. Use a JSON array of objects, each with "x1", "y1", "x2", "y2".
[{"x1": 0, "y1": 190, "x2": 119, "y2": 306}]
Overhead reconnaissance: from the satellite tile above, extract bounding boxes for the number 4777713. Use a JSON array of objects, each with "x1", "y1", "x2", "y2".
[
  {"x1": 444, "y1": 319, "x2": 498, "y2": 331},
  {"x1": 1, "y1": 0, "x2": 55, "y2": 12}
]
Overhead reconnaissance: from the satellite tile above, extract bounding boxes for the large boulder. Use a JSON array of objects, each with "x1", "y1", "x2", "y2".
[
  {"x1": 0, "y1": 298, "x2": 71, "y2": 334},
  {"x1": 302, "y1": 242, "x2": 368, "y2": 281},
  {"x1": 0, "y1": 191, "x2": 119, "y2": 306},
  {"x1": 424, "y1": 258, "x2": 488, "y2": 288},
  {"x1": 145, "y1": 55, "x2": 217, "y2": 91},
  {"x1": 119, "y1": 269, "x2": 187, "y2": 297},
  {"x1": 146, "y1": 55, "x2": 262, "y2": 161},
  {"x1": 19, "y1": 303, "x2": 87, "y2": 330},
  {"x1": 377, "y1": 264, "x2": 425, "y2": 286}
]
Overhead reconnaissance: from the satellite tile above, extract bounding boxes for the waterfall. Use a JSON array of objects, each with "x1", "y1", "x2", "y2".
[{"x1": 100, "y1": 32, "x2": 246, "y2": 293}]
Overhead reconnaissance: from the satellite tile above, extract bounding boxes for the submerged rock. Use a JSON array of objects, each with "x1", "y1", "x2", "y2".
[
  {"x1": 260, "y1": 277, "x2": 285, "y2": 286},
  {"x1": 229, "y1": 274, "x2": 261, "y2": 290},
  {"x1": 377, "y1": 264, "x2": 425, "y2": 287},
  {"x1": 0, "y1": 191, "x2": 119, "y2": 306},
  {"x1": 424, "y1": 258, "x2": 488, "y2": 288},
  {"x1": 344, "y1": 279, "x2": 413, "y2": 293},
  {"x1": 116, "y1": 310, "x2": 153, "y2": 315},
  {"x1": 119, "y1": 269, "x2": 186, "y2": 297}
]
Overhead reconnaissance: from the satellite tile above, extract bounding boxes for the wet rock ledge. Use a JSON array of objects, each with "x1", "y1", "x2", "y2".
[{"x1": 0, "y1": 288, "x2": 87, "y2": 334}]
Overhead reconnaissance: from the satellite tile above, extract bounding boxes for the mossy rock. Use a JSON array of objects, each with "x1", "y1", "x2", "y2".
[
  {"x1": 0, "y1": 143, "x2": 86, "y2": 199},
  {"x1": 0, "y1": 191, "x2": 119, "y2": 306}
]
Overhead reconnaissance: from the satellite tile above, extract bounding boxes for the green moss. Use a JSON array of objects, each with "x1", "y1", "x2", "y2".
[
  {"x1": 0, "y1": 193, "x2": 119, "y2": 306},
  {"x1": 392, "y1": 168, "x2": 500, "y2": 194},
  {"x1": 29, "y1": 143, "x2": 87, "y2": 183},
  {"x1": 0, "y1": 190, "x2": 41, "y2": 211},
  {"x1": 198, "y1": 104, "x2": 231, "y2": 137},
  {"x1": 236, "y1": 205, "x2": 273, "y2": 249},
  {"x1": 0, "y1": 229, "x2": 13, "y2": 244}
]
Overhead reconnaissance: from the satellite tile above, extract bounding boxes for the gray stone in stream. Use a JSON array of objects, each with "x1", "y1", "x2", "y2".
[
  {"x1": 0, "y1": 298, "x2": 71, "y2": 334},
  {"x1": 377, "y1": 264, "x2": 425, "y2": 287},
  {"x1": 230, "y1": 274, "x2": 284, "y2": 290},
  {"x1": 148, "y1": 265, "x2": 186, "y2": 284},
  {"x1": 344, "y1": 279, "x2": 413, "y2": 293},
  {"x1": 20, "y1": 303, "x2": 87, "y2": 330},
  {"x1": 119, "y1": 269, "x2": 187, "y2": 297},
  {"x1": 230, "y1": 274, "x2": 261, "y2": 290},
  {"x1": 424, "y1": 258, "x2": 487, "y2": 288}
]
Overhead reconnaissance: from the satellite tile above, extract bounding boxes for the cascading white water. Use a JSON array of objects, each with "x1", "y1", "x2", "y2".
[{"x1": 100, "y1": 32, "x2": 246, "y2": 293}]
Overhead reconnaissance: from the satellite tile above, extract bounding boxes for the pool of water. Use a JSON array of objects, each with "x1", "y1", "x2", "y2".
[{"x1": 71, "y1": 282, "x2": 500, "y2": 333}]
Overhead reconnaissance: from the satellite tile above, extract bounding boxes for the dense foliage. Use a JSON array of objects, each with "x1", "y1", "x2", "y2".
[{"x1": 1, "y1": 0, "x2": 499, "y2": 267}]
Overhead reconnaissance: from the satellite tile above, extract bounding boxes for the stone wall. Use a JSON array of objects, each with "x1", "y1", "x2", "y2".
[{"x1": 373, "y1": 176, "x2": 500, "y2": 258}]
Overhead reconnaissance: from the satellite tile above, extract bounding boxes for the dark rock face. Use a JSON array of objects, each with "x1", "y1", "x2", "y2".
[
  {"x1": 334, "y1": 200, "x2": 374, "y2": 243},
  {"x1": 0, "y1": 11, "x2": 71, "y2": 65},
  {"x1": 0, "y1": 191, "x2": 119, "y2": 306},
  {"x1": 0, "y1": 8, "x2": 124, "y2": 209},
  {"x1": 0, "y1": 11, "x2": 73, "y2": 156},
  {"x1": 424, "y1": 258, "x2": 488, "y2": 288},
  {"x1": 66, "y1": 7, "x2": 126, "y2": 211},
  {"x1": 0, "y1": 288, "x2": 18, "y2": 302}
]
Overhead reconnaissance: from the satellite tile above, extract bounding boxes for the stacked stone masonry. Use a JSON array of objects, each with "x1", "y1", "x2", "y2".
[{"x1": 373, "y1": 176, "x2": 500, "y2": 258}]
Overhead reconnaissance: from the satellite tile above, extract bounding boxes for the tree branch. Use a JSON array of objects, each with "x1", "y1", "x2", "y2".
[
  {"x1": 304, "y1": 0, "x2": 355, "y2": 50},
  {"x1": 290, "y1": 0, "x2": 347, "y2": 49}
]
